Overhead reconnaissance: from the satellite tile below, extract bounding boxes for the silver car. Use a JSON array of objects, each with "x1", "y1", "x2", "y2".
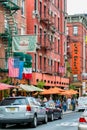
[
  {"x1": 78, "y1": 110, "x2": 87, "y2": 130},
  {"x1": 0, "y1": 96, "x2": 48, "y2": 128}
]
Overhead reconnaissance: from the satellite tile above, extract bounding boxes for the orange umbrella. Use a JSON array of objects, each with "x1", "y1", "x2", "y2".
[
  {"x1": 40, "y1": 87, "x2": 65, "y2": 95},
  {"x1": 60, "y1": 89, "x2": 78, "y2": 96}
]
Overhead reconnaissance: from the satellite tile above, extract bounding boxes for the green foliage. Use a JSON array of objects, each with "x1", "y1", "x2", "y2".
[
  {"x1": 37, "y1": 81, "x2": 45, "y2": 89},
  {"x1": 0, "y1": 77, "x2": 11, "y2": 84},
  {"x1": 69, "y1": 84, "x2": 76, "y2": 90}
]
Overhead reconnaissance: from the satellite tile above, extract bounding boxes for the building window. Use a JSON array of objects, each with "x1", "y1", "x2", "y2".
[
  {"x1": 21, "y1": 26, "x2": 25, "y2": 35},
  {"x1": 58, "y1": 0, "x2": 59, "y2": 9},
  {"x1": 58, "y1": 17, "x2": 60, "y2": 32},
  {"x1": 12, "y1": 0, "x2": 17, "y2": 5},
  {"x1": 34, "y1": 25, "x2": 38, "y2": 34},
  {"x1": 44, "y1": 31, "x2": 46, "y2": 45},
  {"x1": 34, "y1": 0, "x2": 37, "y2": 10},
  {"x1": 44, "y1": 57, "x2": 46, "y2": 71},
  {"x1": 40, "y1": 28, "x2": 42, "y2": 44},
  {"x1": 58, "y1": 39, "x2": 60, "y2": 54},
  {"x1": 44, "y1": 5, "x2": 46, "y2": 17},
  {"x1": 40, "y1": 2, "x2": 42, "y2": 17},
  {"x1": 73, "y1": 26, "x2": 78, "y2": 35},
  {"x1": 40, "y1": 56, "x2": 42, "y2": 71},
  {"x1": 21, "y1": 0, "x2": 25, "y2": 16}
]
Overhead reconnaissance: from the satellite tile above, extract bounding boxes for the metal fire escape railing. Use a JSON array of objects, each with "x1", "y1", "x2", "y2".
[{"x1": 0, "y1": 0, "x2": 20, "y2": 72}]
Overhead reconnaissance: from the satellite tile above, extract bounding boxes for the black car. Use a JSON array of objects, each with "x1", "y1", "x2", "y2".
[{"x1": 43, "y1": 100, "x2": 63, "y2": 121}]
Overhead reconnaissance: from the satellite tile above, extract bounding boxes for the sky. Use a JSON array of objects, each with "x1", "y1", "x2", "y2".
[{"x1": 67, "y1": 0, "x2": 87, "y2": 15}]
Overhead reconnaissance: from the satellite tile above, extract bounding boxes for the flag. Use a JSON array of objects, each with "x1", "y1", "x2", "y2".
[
  {"x1": 23, "y1": 62, "x2": 32, "y2": 79},
  {"x1": 17, "y1": 61, "x2": 24, "y2": 79},
  {"x1": 8, "y1": 57, "x2": 19, "y2": 77},
  {"x1": 59, "y1": 66, "x2": 65, "y2": 73}
]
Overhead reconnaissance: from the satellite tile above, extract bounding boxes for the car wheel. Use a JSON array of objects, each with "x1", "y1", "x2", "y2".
[
  {"x1": 43, "y1": 114, "x2": 48, "y2": 124},
  {"x1": 59, "y1": 112, "x2": 63, "y2": 119},
  {"x1": 0, "y1": 123, "x2": 6, "y2": 128},
  {"x1": 50, "y1": 113, "x2": 54, "y2": 121},
  {"x1": 32, "y1": 115, "x2": 37, "y2": 128}
]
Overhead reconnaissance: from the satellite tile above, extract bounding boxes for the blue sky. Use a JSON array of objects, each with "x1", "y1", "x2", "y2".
[{"x1": 67, "y1": 0, "x2": 87, "y2": 15}]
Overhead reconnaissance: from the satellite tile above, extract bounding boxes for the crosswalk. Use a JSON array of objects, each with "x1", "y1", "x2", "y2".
[{"x1": 56, "y1": 119, "x2": 78, "y2": 127}]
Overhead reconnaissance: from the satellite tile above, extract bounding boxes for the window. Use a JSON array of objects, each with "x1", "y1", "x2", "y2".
[
  {"x1": 21, "y1": 0, "x2": 25, "y2": 16},
  {"x1": 44, "y1": 31, "x2": 46, "y2": 45},
  {"x1": 34, "y1": 0, "x2": 37, "y2": 10},
  {"x1": 73, "y1": 26, "x2": 78, "y2": 35},
  {"x1": 40, "y1": 2, "x2": 42, "y2": 17},
  {"x1": 58, "y1": 0, "x2": 59, "y2": 9},
  {"x1": 34, "y1": 25, "x2": 38, "y2": 34},
  {"x1": 40, "y1": 28, "x2": 42, "y2": 44},
  {"x1": 44, "y1": 5, "x2": 46, "y2": 17},
  {"x1": 58, "y1": 39, "x2": 60, "y2": 54},
  {"x1": 40, "y1": 56, "x2": 42, "y2": 71},
  {"x1": 21, "y1": 26, "x2": 25, "y2": 35},
  {"x1": 12, "y1": 0, "x2": 17, "y2": 5},
  {"x1": 58, "y1": 17, "x2": 60, "y2": 32}
]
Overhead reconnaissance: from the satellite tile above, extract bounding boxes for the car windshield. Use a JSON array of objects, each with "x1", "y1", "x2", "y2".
[{"x1": 0, "y1": 98, "x2": 28, "y2": 106}]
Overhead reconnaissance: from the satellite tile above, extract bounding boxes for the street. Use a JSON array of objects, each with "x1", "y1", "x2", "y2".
[{"x1": 2, "y1": 111, "x2": 82, "y2": 130}]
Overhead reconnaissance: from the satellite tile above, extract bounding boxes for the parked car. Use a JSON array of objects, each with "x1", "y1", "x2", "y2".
[
  {"x1": 43, "y1": 100, "x2": 63, "y2": 121},
  {"x1": 78, "y1": 109, "x2": 87, "y2": 130},
  {"x1": 0, "y1": 96, "x2": 48, "y2": 128},
  {"x1": 77, "y1": 96, "x2": 87, "y2": 111}
]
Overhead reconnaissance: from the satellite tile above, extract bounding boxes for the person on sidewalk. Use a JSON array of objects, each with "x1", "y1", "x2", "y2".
[
  {"x1": 67, "y1": 97, "x2": 71, "y2": 110},
  {"x1": 62, "y1": 99, "x2": 67, "y2": 112},
  {"x1": 71, "y1": 97, "x2": 76, "y2": 111}
]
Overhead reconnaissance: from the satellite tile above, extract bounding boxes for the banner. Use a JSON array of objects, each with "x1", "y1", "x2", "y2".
[
  {"x1": 12, "y1": 35, "x2": 37, "y2": 52},
  {"x1": 82, "y1": 73, "x2": 87, "y2": 80}
]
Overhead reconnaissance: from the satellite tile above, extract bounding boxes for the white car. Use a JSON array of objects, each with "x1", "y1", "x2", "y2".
[
  {"x1": 78, "y1": 109, "x2": 87, "y2": 130},
  {"x1": 77, "y1": 96, "x2": 87, "y2": 111},
  {"x1": 0, "y1": 96, "x2": 48, "y2": 128}
]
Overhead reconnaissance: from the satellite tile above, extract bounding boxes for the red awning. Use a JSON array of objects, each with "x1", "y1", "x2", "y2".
[{"x1": 0, "y1": 83, "x2": 15, "y2": 90}]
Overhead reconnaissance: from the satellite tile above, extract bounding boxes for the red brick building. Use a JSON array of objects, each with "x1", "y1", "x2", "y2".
[
  {"x1": 26, "y1": 0, "x2": 69, "y2": 89},
  {"x1": 0, "y1": 0, "x2": 69, "y2": 98},
  {"x1": 67, "y1": 14, "x2": 87, "y2": 95}
]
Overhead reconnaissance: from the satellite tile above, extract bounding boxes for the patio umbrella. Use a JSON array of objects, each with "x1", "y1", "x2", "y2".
[
  {"x1": 0, "y1": 83, "x2": 15, "y2": 90},
  {"x1": 60, "y1": 89, "x2": 78, "y2": 96},
  {"x1": 40, "y1": 87, "x2": 65, "y2": 95},
  {"x1": 19, "y1": 84, "x2": 43, "y2": 92}
]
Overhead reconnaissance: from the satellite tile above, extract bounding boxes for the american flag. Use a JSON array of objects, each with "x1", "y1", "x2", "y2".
[
  {"x1": 8, "y1": 57, "x2": 19, "y2": 77},
  {"x1": 59, "y1": 66, "x2": 65, "y2": 73}
]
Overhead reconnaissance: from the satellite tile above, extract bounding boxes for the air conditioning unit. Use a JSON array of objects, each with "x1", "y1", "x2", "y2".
[
  {"x1": 32, "y1": 68, "x2": 35, "y2": 72},
  {"x1": 33, "y1": 10, "x2": 40, "y2": 18}
]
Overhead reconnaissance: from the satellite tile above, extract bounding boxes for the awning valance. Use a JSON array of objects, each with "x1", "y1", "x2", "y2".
[{"x1": 19, "y1": 84, "x2": 43, "y2": 92}]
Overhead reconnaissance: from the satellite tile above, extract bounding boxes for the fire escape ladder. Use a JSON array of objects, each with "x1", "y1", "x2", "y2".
[
  {"x1": 5, "y1": 10, "x2": 18, "y2": 35},
  {"x1": 0, "y1": 0, "x2": 20, "y2": 71}
]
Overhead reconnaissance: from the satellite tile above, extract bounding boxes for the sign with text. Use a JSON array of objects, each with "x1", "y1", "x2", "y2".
[
  {"x1": 12, "y1": 35, "x2": 37, "y2": 52},
  {"x1": 71, "y1": 42, "x2": 81, "y2": 74}
]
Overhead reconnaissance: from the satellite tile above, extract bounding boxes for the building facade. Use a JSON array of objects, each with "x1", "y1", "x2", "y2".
[
  {"x1": 0, "y1": 0, "x2": 27, "y2": 99},
  {"x1": 67, "y1": 14, "x2": 87, "y2": 96},
  {"x1": 26, "y1": 0, "x2": 69, "y2": 89},
  {"x1": 0, "y1": 0, "x2": 69, "y2": 100}
]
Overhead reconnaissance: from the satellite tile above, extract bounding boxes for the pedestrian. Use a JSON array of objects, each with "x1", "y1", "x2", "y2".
[
  {"x1": 71, "y1": 97, "x2": 76, "y2": 111},
  {"x1": 67, "y1": 97, "x2": 71, "y2": 110},
  {"x1": 62, "y1": 99, "x2": 67, "y2": 112},
  {"x1": 12, "y1": 92, "x2": 16, "y2": 97}
]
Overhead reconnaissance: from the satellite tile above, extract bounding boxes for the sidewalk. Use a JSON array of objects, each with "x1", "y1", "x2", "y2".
[{"x1": 63, "y1": 110, "x2": 76, "y2": 114}]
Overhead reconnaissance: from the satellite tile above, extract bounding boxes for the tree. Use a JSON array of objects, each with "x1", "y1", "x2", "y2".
[{"x1": 37, "y1": 81, "x2": 45, "y2": 89}]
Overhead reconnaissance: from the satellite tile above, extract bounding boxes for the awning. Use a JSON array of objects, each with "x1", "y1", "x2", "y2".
[
  {"x1": 40, "y1": 87, "x2": 65, "y2": 95},
  {"x1": 0, "y1": 83, "x2": 15, "y2": 90},
  {"x1": 19, "y1": 84, "x2": 43, "y2": 92},
  {"x1": 70, "y1": 82, "x2": 82, "y2": 87}
]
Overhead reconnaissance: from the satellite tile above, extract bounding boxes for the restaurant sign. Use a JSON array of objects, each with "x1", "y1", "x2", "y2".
[{"x1": 12, "y1": 35, "x2": 37, "y2": 52}]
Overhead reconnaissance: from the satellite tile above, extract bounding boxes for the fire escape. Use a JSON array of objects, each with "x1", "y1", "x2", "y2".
[
  {"x1": 40, "y1": 0, "x2": 55, "y2": 51},
  {"x1": 0, "y1": 0, "x2": 20, "y2": 72},
  {"x1": 39, "y1": 0, "x2": 56, "y2": 75}
]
